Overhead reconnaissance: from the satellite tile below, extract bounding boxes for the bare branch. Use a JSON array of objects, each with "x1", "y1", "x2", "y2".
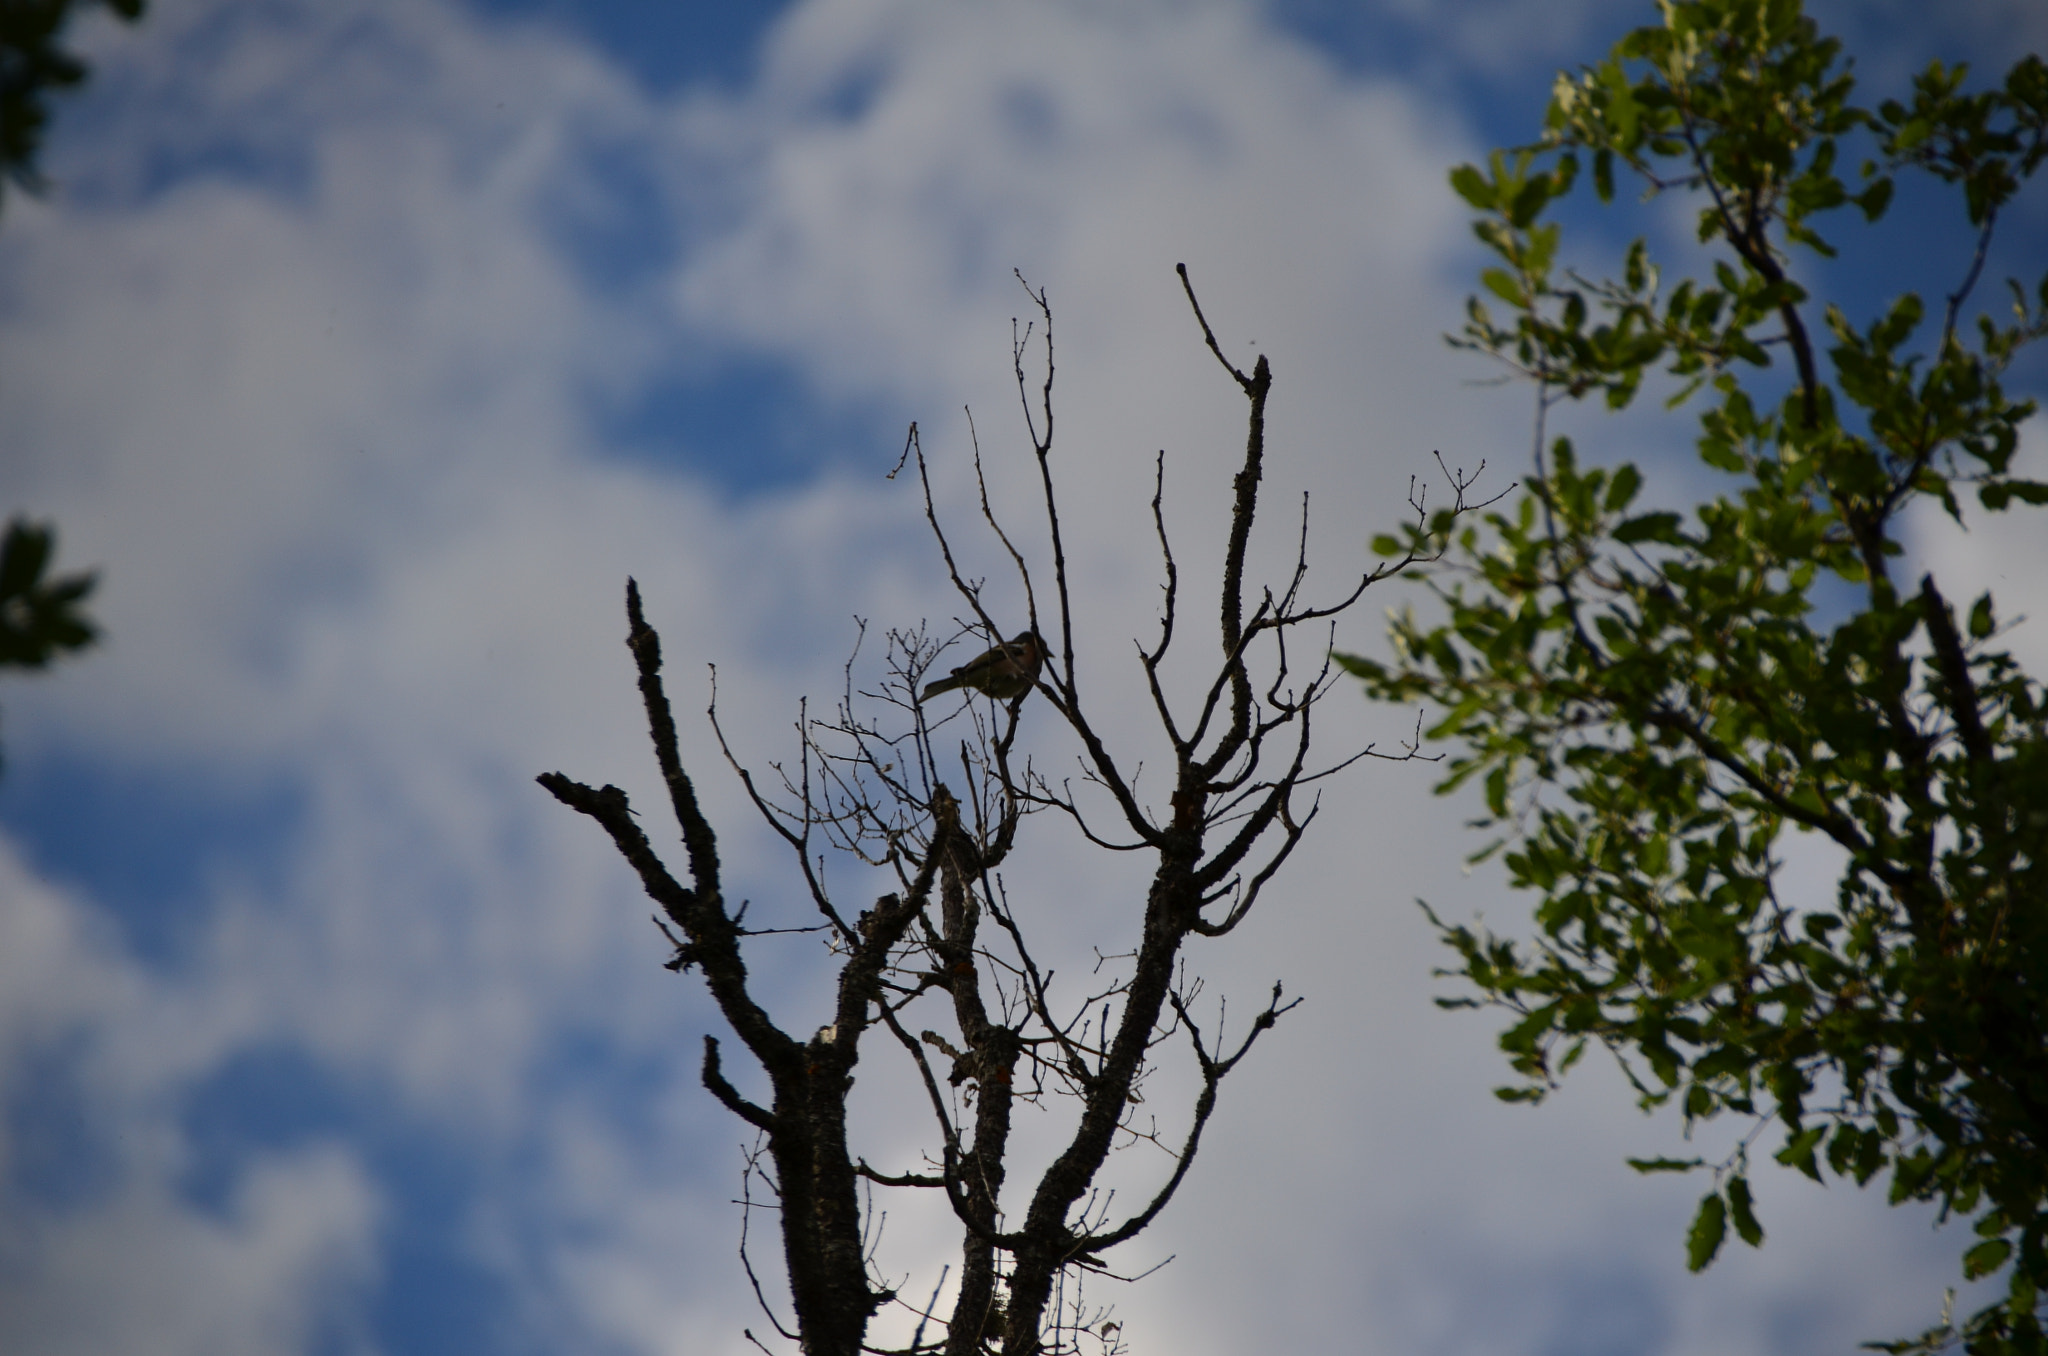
[
  {"x1": 542, "y1": 273, "x2": 1479, "y2": 1356},
  {"x1": 706, "y1": 1036, "x2": 778, "y2": 1132},
  {"x1": 626, "y1": 578, "x2": 724, "y2": 901},
  {"x1": 1082, "y1": 983, "x2": 1301, "y2": 1251}
]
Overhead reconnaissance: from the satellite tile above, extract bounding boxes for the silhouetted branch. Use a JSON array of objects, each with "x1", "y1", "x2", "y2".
[{"x1": 542, "y1": 270, "x2": 1485, "y2": 1355}]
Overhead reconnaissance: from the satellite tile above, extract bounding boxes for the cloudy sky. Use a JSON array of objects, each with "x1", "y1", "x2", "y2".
[{"x1": 0, "y1": 1, "x2": 2043, "y2": 1353}]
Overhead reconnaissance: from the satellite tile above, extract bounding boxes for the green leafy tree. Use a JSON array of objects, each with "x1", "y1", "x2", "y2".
[
  {"x1": 1343, "y1": 2, "x2": 2048, "y2": 1350},
  {"x1": 0, "y1": 0, "x2": 145, "y2": 207},
  {"x1": 0, "y1": 2, "x2": 135, "y2": 748},
  {"x1": 0, "y1": 517, "x2": 94, "y2": 667},
  {"x1": 0, "y1": 517, "x2": 97, "y2": 757}
]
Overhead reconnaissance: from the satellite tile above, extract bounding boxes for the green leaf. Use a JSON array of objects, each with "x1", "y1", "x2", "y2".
[
  {"x1": 1826, "y1": 1124, "x2": 1859, "y2": 1176},
  {"x1": 1604, "y1": 463, "x2": 1643, "y2": 512},
  {"x1": 0, "y1": 521, "x2": 52, "y2": 597},
  {"x1": 1449, "y1": 163, "x2": 1495, "y2": 210},
  {"x1": 1962, "y1": 1239, "x2": 2012, "y2": 1280},
  {"x1": 1481, "y1": 267, "x2": 1526, "y2": 307},
  {"x1": 1626, "y1": 1156, "x2": 1704, "y2": 1174},
  {"x1": 1624, "y1": 238, "x2": 1650, "y2": 294},
  {"x1": 1602, "y1": 60, "x2": 1640, "y2": 146},
  {"x1": 1699, "y1": 439, "x2": 1745, "y2": 473},
  {"x1": 1686, "y1": 1192, "x2": 1728, "y2": 1271},
  {"x1": 0, "y1": 519, "x2": 100, "y2": 671},
  {"x1": 1979, "y1": 478, "x2": 2048, "y2": 511},
  {"x1": 1612, "y1": 512, "x2": 1683, "y2": 544},
  {"x1": 1727, "y1": 1176, "x2": 1765, "y2": 1247},
  {"x1": 1775, "y1": 1125, "x2": 1828, "y2": 1181},
  {"x1": 1508, "y1": 176, "x2": 1553, "y2": 229}
]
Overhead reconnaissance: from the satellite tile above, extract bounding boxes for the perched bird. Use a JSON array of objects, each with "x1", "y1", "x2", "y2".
[{"x1": 921, "y1": 631, "x2": 1046, "y2": 701}]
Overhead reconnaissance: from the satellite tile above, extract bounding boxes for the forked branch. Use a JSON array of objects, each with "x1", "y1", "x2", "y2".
[{"x1": 541, "y1": 269, "x2": 1485, "y2": 1356}]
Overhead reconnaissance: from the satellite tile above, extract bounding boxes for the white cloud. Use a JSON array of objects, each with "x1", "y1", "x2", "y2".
[
  {"x1": 0, "y1": 1144, "x2": 381, "y2": 1356},
  {"x1": 0, "y1": 842, "x2": 382, "y2": 1356},
  {"x1": 6, "y1": 1143, "x2": 382, "y2": 1356}
]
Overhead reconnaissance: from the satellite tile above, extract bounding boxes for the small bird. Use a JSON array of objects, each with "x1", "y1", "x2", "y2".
[{"x1": 921, "y1": 631, "x2": 1046, "y2": 701}]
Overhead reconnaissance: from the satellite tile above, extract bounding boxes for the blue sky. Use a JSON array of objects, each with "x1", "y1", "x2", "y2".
[{"x1": 0, "y1": 2, "x2": 2042, "y2": 1354}]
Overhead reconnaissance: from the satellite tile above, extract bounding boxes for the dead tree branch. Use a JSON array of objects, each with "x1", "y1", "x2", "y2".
[{"x1": 540, "y1": 267, "x2": 1484, "y2": 1355}]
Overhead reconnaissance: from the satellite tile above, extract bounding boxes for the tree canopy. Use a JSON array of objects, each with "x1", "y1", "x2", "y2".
[
  {"x1": 1345, "y1": 1, "x2": 2048, "y2": 1350},
  {"x1": 0, "y1": 2, "x2": 135, "y2": 746},
  {"x1": 0, "y1": 0, "x2": 145, "y2": 207},
  {"x1": 0, "y1": 518, "x2": 97, "y2": 758},
  {"x1": 0, "y1": 518, "x2": 95, "y2": 668}
]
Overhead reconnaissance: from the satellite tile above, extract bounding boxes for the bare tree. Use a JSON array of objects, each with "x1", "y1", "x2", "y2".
[{"x1": 538, "y1": 268, "x2": 1485, "y2": 1356}]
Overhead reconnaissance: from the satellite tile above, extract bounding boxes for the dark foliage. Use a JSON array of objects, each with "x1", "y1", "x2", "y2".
[
  {"x1": 1346, "y1": 2, "x2": 2048, "y2": 1350},
  {"x1": 0, "y1": 0, "x2": 145, "y2": 208}
]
